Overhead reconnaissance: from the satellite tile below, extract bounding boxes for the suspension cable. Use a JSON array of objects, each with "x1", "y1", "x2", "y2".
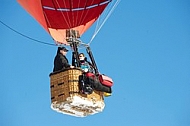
[{"x1": 88, "y1": 0, "x2": 121, "y2": 45}]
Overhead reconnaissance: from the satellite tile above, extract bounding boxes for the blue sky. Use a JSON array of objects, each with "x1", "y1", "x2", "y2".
[{"x1": 1, "y1": 0, "x2": 190, "y2": 126}]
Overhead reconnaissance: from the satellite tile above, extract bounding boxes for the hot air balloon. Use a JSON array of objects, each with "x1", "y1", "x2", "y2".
[{"x1": 17, "y1": 0, "x2": 119, "y2": 117}]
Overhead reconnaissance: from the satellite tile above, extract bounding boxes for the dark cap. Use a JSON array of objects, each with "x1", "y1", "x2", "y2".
[{"x1": 58, "y1": 47, "x2": 68, "y2": 52}]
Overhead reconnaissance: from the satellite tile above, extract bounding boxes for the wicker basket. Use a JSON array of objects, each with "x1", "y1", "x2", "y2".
[{"x1": 49, "y1": 68, "x2": 105, "y2": 117}]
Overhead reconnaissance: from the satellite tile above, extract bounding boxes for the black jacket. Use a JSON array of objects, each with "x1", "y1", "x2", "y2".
[{"x1": 53, "y1": 53, "x2": 70, "y2": 72}]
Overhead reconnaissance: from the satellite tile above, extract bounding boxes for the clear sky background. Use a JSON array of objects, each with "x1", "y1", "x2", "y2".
[{"x1": 1, "y1": 0, "x2": 190, "y2": 126}]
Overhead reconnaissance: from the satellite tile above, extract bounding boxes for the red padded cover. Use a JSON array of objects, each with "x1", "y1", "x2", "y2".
[{"x1": 99, "y1": 74, "x2": 113, "y2": 87}]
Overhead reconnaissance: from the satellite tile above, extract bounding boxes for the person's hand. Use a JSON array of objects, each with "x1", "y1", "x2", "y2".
[{"x1": 84, "y1": 68, "x2": 88, "y2": 72}]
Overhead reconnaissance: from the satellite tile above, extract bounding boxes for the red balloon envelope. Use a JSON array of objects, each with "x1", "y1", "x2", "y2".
[{"x1": 17, "y1": 0, "x2": 111, "y2": 44}]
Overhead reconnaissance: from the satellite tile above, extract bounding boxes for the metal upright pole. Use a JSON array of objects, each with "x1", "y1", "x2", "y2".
[
  {"x1": 71, "y1": 41, "x2": 80, "y2": 67},
  {"x1": 66, "y1": 29, "x2": 81, "y2": 67},
  {"x1": 86, "y1": 46, "x2": 99, "y2": 74}
]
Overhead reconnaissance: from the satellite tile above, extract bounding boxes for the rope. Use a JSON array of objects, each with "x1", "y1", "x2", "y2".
[
  {"x1": 88, "y1": 0, "x2": 121, "y2": 45},
  {"x1": 0, "y1": 20, "x2": 56, "y2": 46}
]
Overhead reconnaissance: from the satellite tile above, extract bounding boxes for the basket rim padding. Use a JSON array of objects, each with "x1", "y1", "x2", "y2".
[{"x1": 49, "y1": 67, "x2": 83, "y2": 76}]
